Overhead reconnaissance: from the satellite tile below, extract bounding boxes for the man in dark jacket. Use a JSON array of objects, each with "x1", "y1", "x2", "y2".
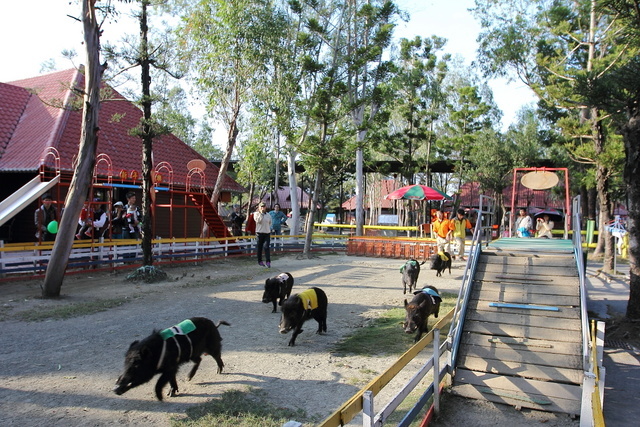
[{"x1": 34, "y1": 193, "x2": 58, "y2": 242}]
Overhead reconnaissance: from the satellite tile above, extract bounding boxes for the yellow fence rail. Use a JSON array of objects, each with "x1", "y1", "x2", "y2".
[{"x1": 318, "y1": 307, "x2": 455, "y2": 427}]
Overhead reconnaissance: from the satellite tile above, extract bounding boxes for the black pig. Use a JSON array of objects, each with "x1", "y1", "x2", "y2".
[
  {"x1": 114, "y1": 317, "x2": 230, "y2": 400},
  {"x1": 400, "y1": 259, "x2": 425, "y2": 294},
  {"x1": 403, "y1": 286, "x2": 441, "y2": 342},
  {"x1": 262, "y1": 272, "x2": 294, "y2": 313},
  {"x1": 279, "y1": 287, "x2": 328, "y2": 346},
  {"x1": 430, "y1": 251, "x2": 452, "y2": 277}
]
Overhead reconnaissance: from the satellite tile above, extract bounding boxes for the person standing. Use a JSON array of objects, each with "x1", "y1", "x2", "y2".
[
  {"x1": 514, "y1": 208, "x2": 533, "y2": 238},
  {"x1": 253, "y1": 202, "x2": 272, "y2": 267},
  {"x1": 229, "y1": 204, "x2": 245, "y2": 236},
  {"x1": 450, "y1": 208, "x2": 472, "y2": 261},
  {"x1": 432, "y1": 210, "x2": 452, "y2": 254},
  {"x1": 269, "y1": 203, "x2": 287, "y2": 236},
  {"x1": 34, "y1": 193, "x2": 58, "y2": 242}
]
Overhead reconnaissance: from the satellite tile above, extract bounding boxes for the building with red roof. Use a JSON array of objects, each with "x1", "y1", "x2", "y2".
[{"x1": 0, "y1": 68, "x2": 244, "y2": 243}]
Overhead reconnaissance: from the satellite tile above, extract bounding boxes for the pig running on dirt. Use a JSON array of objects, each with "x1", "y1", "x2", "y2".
[
  {"x1": 279, "y1": 287, "x2": 328, "y2": 346},
  {"x1": 430, "y1": 251, "x2": 452, "y2": 277},
  {"x1": 403, "y1": 285, "x2": 441, "y2": 342},
  {"x1": 114, "y1": 317, "x2": 230, "y2": 400},
  {"x1": 400, "y1": 259, "x2": 425, "y2": 294},
  {"x1": 262, "y1": 272, "x2": 294, "y2": 313}
]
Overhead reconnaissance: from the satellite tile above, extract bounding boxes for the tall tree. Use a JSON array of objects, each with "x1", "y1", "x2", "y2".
[
  {"x1": 596, "y1": 0, "x2": 640, "y2": 319},
  {"x1": 42, "y1": 0, "x2": 108, "y2": 297},
  {"x1": 343, "y1": 0, "x2": 397, "y2": 236},
  {"x1": 439, "y1": 82, "x2": 494, "y2": 192},
  {"x1": 377, "y1": 36, "x2": 449, "y2": 184},
  {"x1": 176, "y1": 0, "x2": 287, "y2": 206},
  {"x1": 473, "y1": 0, "x2": 623, "y2": 272}
]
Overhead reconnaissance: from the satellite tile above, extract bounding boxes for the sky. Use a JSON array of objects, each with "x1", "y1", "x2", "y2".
[{"x1": 0, "y1": 0, "x2": 536, "y2": 132}]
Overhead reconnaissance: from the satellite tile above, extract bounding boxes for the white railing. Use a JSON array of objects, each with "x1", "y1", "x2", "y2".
[{"x1": 0, "y1": 234, "x2": 348, "y2": 276}]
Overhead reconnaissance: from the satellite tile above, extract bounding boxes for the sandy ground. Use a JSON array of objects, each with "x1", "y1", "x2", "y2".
[{"x1": 0, "y1": 254, "x2": 580, "y2": 426}]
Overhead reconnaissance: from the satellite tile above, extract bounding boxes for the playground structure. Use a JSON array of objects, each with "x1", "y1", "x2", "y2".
[{"x1": 0, "y1": 147, "x2": 232, "y2": 245}]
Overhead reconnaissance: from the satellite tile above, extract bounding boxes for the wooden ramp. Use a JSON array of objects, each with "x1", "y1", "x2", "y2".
[{"x1": 450, "y1": 238, "x2": 583, "y2": 416}]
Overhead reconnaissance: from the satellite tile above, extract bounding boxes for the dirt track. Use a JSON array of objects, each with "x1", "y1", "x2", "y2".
[{"x1": 0, "y1": 254, "x2": 578, "y2": 426}]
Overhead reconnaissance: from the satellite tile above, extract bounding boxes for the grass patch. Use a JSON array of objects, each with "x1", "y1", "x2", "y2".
[
  {"x1": 16, "y1": 296, "x2": 136, "y2": 322},
  {"x1": 172, "y1": 388, "x2": 312, "y2": 427},
  {"x1": 332, "y1": 292, "x2": 457, "y2": 356}
]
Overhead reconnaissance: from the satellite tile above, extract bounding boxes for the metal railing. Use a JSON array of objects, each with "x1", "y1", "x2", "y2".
[{"x1": 447, "y1": 194, "x2": 496, "y2": 373}]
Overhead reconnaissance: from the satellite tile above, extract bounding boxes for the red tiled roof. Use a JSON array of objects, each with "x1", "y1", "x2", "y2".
[
  {"x1": 253, "y1": 187, "x2": 314, "y2": 210},
  {"x1": 1, "y1": 69, "x2": 244, "y2": 193},
  {"x1": 456, "y1": 181, "x2": 565, "y2": 210},
  {"x1": 0, "y1": 82, "x2": 33, "y2": 159},
  {"x1": 341, "y1": 179, "x2": 398, "y2": 210}
]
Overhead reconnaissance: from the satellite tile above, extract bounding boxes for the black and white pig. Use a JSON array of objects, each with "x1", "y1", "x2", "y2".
[
  {"x1": 403, "y1": 285, "x2": 441, "y2": 342},
  {"x1": 262, "y1": 272, "x2": 294, "y2": 313},
  {"x1": 430, "y1": 251, "x2": 452, "y2": 277},
  {"x1": 114, "y1": 317, "x2": 230, "y2": 400},
  {"x1": 400, "y1": 259, "x2": 425, "y2": 294},
  {"x1": 279, "y1": 287, "x2": 328, "y2": 346}
]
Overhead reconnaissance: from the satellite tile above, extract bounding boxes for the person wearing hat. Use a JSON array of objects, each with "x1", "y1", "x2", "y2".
[
  {"x1": 450, "y1": 208, "x2": 472, "y2": 261},
  {"x1": 111, "y1": 201, "x2": 126, "y2": 239},
  {"x1": 34, "y1": 193, "x2": 58, "y2": 242},
  {"x1": 253, "y1": 202, "x2": 272, "y2": 267}
]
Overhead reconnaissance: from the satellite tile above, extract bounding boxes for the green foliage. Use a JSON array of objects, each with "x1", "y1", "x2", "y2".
[
  {"x1": 173, "y1": 388, "x2": 311, "y2": 427},
  {"x1": 373, "y1": 35, "x2": 449, "y2": 182}
]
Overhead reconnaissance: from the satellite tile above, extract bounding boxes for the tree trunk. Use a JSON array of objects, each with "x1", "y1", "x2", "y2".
[
  {"x1": 355, "y1": 146, "x2": 364, "y2": 236},
  {"x1": 140, "y1": 0, "x2": 154, "y2": 266},
  {"x1": 590, "y1": 110, "x2": 615, "y2": 272},
  {"x1": 42, "y1": 0, "x2": 103, "y2": 297},
  {"x1": 211, "y1": 116, "x2": 239, "y2": 206},
  {"x1": 287, "y1": 149, "x2": 299, "y2": 237},
  {"x1": 622, "y1": 104, "x2": 640, "y2": 319},
  {"x1": 302, "y1": 168, "x2": 322, "y2": 257}
]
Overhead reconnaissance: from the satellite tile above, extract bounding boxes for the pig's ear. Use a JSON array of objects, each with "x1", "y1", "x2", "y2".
[
  {"x1": 404, "y1": 299, "x2": 408, "y2": 307},
  {"x1": 128, "y1": 340, "x2": 139, "y2": 350}
]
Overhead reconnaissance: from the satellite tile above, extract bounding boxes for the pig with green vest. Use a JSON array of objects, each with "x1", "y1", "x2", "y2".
[{"x1": 114, "y1": 317, "x2": 230, "y2": 400}]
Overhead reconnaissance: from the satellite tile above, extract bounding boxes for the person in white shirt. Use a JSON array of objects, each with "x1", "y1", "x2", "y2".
[
  {"x1": 514, "y1": 209, "x2": 533, "y2": 238},
  {"x1": 253, "y1": 202, "x2": 272, "y2": 267},
  {"x1": 536, "y1": 214, "x2": 554, "y2": 239}
]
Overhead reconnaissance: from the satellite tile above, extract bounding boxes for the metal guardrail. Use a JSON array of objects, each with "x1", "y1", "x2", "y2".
[
  {"x1": 447, "y1": 194, "x2": 496, "y2": 373},
  {"x1": 573, "y1": 195, "x2": 606, "y2": 427}
]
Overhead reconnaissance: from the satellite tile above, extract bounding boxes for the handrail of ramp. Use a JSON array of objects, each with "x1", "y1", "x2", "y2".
[
  {"x1": 573, "y1": 195, "x2": 590, "y2": 369},
  {"x1": 574, "y1": 195, "x2": 606, "y2": 426},
  {"x1": 447, "y1": 195, "x2": 496, "y2": 373}
]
